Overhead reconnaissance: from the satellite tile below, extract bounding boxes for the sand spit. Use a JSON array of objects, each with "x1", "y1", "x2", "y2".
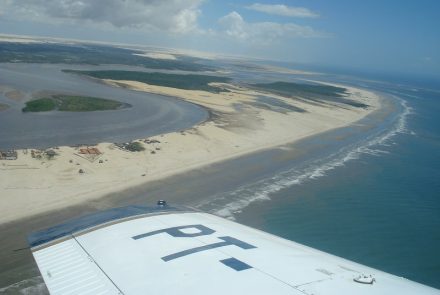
[
  {"x1": 0, "y1": 85, "x2": 26, "y2": 101},
  {"x1": 133, "y1": 52, "x2": 177, "y2": 60},
  {"x1": 0, "y1": 36, "x2": 43, "y2": 44},
  {"x1": 0, "y1": 80, "x2": 380, "y2": 224}
]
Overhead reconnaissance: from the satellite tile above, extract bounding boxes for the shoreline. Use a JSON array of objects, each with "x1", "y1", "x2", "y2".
[
  {"x1": 0, "y1": 79, "x2": 381, "y2": 225},
  {"x1": 0, "y1": 63, "x2": 210, "y2": 150},
  {"x1": 0, "y1": 89, "x2": 392, "y2": 289}
]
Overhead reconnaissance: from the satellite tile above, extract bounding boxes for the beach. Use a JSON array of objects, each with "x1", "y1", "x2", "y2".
[
  {"x1": 0, "y1": 76, "x2": 384, "y2": 290},
  {"x1": 1, "y1": 4, "x2": 438, "y2": 291},
  {"x1": 0, "y1": 79, "x2": 380, "y2": 225}
]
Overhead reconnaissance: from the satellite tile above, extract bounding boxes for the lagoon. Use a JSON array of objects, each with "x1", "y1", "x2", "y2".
[{"x1": 0, "y1": 63, "x2": 208, "y2": 149}]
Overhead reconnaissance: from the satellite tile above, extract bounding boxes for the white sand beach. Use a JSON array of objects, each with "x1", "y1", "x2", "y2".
[
  {"x1": 133, "y1": 52, "x2": 177, "y2": 60},
  {"x1": 0, "y1": 81, "x2": 380, "y2": 224}
]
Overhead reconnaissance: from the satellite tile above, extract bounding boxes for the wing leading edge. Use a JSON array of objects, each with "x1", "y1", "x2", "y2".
[{"x1": 29, "y1": 205, "x2": 439, "y2": 295}]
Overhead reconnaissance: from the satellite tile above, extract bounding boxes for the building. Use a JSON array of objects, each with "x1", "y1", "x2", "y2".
[
  {"x1": 0, "y1": 150, "x2": 18, "y2": 160},
  {"x1": 79, "y1": 147, "x2": 101, "y2": 155}
]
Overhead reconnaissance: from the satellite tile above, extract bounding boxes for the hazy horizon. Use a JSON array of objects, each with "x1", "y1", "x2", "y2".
[{"x1": 1, "y1": 1, "x2": 439, "y2": 80}]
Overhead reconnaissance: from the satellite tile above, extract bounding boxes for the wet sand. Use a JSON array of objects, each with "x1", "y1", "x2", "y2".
[
  {"x1": 0, "y1": 79, "x2": 379, "y2": 224},
  {"x1": 0, "y1": 98, "x2": 393, "y2": 289},
  {"x1": 0, "y1": 144, "x2": 283, "y2": 288},
  {"x1": 0, "y1": 135, "x2": 336, "y2": 288},
  {"x1": 0, "y1": 68, "x2": 381, "y2": 291},
  {"x1": 0, "y1": 88, "x2": 397, "y2": 290}
]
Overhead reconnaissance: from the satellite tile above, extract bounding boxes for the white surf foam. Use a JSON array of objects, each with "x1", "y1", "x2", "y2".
[
  {"x1": 198, "y1": 95, "x2": 412, "y2": 220},
  {"x1": 7, "y1": 96, "x2": 414, "y2": 294}
]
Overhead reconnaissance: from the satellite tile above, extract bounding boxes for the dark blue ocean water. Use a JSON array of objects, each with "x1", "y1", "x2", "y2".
[{"x1": 236, "y1": 83, "x2": 440, "y2": 288}]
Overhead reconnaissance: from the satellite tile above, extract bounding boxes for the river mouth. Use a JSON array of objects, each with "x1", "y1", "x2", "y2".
[{"x1": 0, "y1": 63, "x2": 208, "y2": 149}]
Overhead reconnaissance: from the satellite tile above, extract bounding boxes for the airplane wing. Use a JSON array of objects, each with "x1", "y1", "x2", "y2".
[{"x1": 28, "y1": 204, "x2": 439, "y2": 295}]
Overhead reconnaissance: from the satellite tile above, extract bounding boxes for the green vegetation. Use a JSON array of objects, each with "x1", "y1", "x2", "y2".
[
  {"x1": 64, "y1": 70, "x2": 231, "y2": 93},
  {"x1": 22, "y1": 98, "x2": 56, "y2": 112},
  {"x1": 0, "y1": 43, "x2": 214, "y2": 72},
  {"x1": 56, "y1": 95, "x2": 125, "y2": 112},
  {"x1": 252, "y1": 81, "x2": 347, "y2": 98},
  {"x1": 126, "y1": 142, "x2": 145, "y2": 152},
  {"x1": 251, "y1": 81, "x2": 368, "y2": 108},
  {"x1": 22, "y1": 95, "x2": 128, "y2": 112}
]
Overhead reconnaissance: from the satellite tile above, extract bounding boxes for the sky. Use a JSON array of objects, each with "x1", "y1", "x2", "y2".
[{"x1": 1, "y1": 0, "x2": 439, "y2": 79}]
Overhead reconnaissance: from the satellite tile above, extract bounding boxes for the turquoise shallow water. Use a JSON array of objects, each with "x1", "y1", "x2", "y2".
[{"x1": 236, "y1": 83, "x2": 440, "y2": 288}]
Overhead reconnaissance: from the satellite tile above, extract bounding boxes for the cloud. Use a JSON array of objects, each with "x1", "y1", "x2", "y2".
[
  {"x1": 219, "y1": 11, "x2": 249, "y2": 40},
  {"x1": 2, "y1": 0, "x2": 203, "y2": 34},
  {"x1": 247, "y1": 3, "x2": 319, "y2": 18},
  {"x1": 219, "y1": 11, "x2": 324, "y2": 43}
]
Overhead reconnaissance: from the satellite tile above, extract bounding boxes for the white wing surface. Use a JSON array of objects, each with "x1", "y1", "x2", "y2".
[{"x1": 28, "y1": 205, "x2": 439, "y2": 295}]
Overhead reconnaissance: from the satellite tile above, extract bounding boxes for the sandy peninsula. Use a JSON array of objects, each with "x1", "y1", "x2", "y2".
[
  {"x1": 133, "y1": 52, "x2": 177, "y2": 60},
  {"x1": 0, "y1": 80, "x2": 380, "y2": 224}
]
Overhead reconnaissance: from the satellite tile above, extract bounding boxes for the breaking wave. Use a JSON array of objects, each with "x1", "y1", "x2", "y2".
[
  {"x1": 196, "y1": 95, "x2": 413, "y2": 220},
  {"x1": 3, "y1": 90, "x2": 414, "y2": 295}
]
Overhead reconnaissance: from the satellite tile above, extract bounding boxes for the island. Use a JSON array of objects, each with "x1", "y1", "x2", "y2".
[{"x1": 22, "y1": 95, "x2": 129, "y2": 112}]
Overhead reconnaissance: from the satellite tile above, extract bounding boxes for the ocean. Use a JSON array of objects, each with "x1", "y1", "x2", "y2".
[
  {"x1": 1, "y1": 72, "x2": 439, "y2": 293},
  {"x1": 229, "y1": 79, "x2": 440, "y2": 288}
]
